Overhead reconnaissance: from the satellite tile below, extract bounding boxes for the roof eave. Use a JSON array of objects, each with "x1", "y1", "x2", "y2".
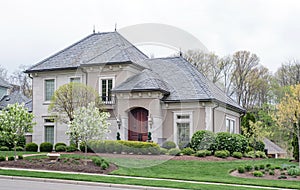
[
  {"x1": 24, "y1": 67, "x2": 79, "y2": 73},
  {"x1": 113, "y1": 88, "x2": 170, "y2": 95}
]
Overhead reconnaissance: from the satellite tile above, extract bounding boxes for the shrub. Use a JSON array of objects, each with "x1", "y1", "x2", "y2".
[
  {"x1": 168, "y1": 148, "x2": 181, "y2": 156},
  {"x1": 278, "y1": 175, "x2": 287, "y2": 179},
  {"x1": 54, "y1": 142, "x2": 66, "y2": 150},
  {"x1": 66, "y1": 145, "x2": 77, "y2": 152},
  {"x1": 250, "y1": 139, "x2": 265, "y2": 152},
  {"x1": 195, "y1": 150, "x2": 207, "y2": 157},
  {"x1": 40, "y1": 142, "x2": 53, "y2": 152},
  {"x1": 160, "y1": 148, "x2": 168, "y2": 155},
  {"x1": 238, "y1": 166, "x2": 245, "y2": 173},
  {"x1": 266, "y1": 163, "x2": 271, "y2": 168},
  {"x1": 7, "y1": 156, "x2": 14, "y2": 161},
  {"x1": 287, "y1": 167, "x2": 300, "y2": 176},
  {"x1": 18, "y1": 155, "x2": 23, "y2": 160},
  {"x1": 0, "y1": 146, "x2": 9, "y2": 151},
  {"x1": 256, "y1": 151, "x2": 267, "y2": 158},
  {"x1": 25, "y1": 143, "x2": 38, "y2": 152},
  {"x1": 259, "y1": 164, "x2": 265, "y2": 170},
  {"x1": 190, "y1": 130, "x2": 216, "y2": 151},
  {"x1": 79, "y1": 142, "x2": 93, "y2": 153},
  {"x1": 214, "y1": 150, "x2": 229, "y2": 158},
  {"x1": 254, "y1": 165, "x2": 259, "y2": 170},
  {"x1": 253, "y1": 171, "x2": 264, "y2": 177},
  {"x1": 215, "y1": 132, "x2": 248, "y2": 154},
  {"x1": 232, "y1": 152, "x2": 243, "y2": 159},
  {"x1": 148, "y1": 146, "x2": 160, "y2": 155},
  {"x1": 269, "y1": 170, "x2": 275, "y2": 175},
  {"x1": 92, "y1": 157, "x2": 109, "y2": 170},
  {"x1": 16, "y1": 146, "x2": 24, "y2": 151},
  {"x1": 0, "y1": 156, "x2": 5, "y2": 162},
  {"x1": 244, "y1": 165, "x2": 253, "y2": 172},
  {"x1": 162, "y1": 141, "x2": 176, "y2": 150},
  {"x1": 104, "y1": 141, "x2": 118, "y2": 153},
  {"x1": 55, "y1": 145, "x2": 66, "y2": 152},
  {"x1": 205, "y1": 150, "x2": 212, "y2": 156},
  {"x1": 178, "y1": 142, "x2": 190, "y2": 150},
  {"x1": 181, "y1": 147, "x2": 195, "y2": 155}
]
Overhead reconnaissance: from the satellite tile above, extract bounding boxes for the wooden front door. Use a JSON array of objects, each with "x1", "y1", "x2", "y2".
[{"x1": 128, "y1": 108, "x2": 148, "y2": 141}]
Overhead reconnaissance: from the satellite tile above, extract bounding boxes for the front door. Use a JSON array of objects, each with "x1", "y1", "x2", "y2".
[{"x1": 128, "y1": 108, "x2": 148, "y2": 141}]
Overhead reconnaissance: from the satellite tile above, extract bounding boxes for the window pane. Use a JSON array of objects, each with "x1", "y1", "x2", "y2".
[
  {"x1": 44, "y1": 126, "x2": 54, "y2": 144},
  {"x1": 177, "y1": 122, "x2": 190, "y2": 146},
  {"x1": 45, "y1": 79, "x2": 54, "y2": 101},
  {"x1": 177, "y1": 115, "x2": 189, "y2": 119}
]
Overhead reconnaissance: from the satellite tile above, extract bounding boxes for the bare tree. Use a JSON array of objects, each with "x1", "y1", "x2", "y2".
[{"x1": 9, "y1": 65, "x2": 32, "y2": 98}]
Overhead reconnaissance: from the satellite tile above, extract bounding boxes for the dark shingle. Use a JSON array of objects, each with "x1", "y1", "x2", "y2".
[
  {"x1": 25, "y1": 32, "x2": 148, "y2": 72},
  {"x1": 0, "y1": 91, "x2": 32, "y2": 111}
]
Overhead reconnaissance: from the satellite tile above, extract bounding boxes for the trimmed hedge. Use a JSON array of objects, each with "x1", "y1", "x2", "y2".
[
  {"x1": 54, "y1": 142, "x2": 67, "y2": 150},
  {"x1": 181, "y1": 147, "x2": 195, "y2": 155},
  {"x1": 0, "y1": 156, "x2": 5, "y2": 162},
  {"x1": 161, "y1": 141, "x2": 176, "y2": 150},
  {"x1": 66, "y1": 145, "x2": 77, "y2": 152},
  {"x1": 25, "y1": 143, "x2": 38, "y2": 152},
  {"x1": 40, "y1": 142, "x2": 53, "y2": 152},
  {"x1": 190, "y1": 130, "x2": 216, "y2": 151},
  {"x1": 85, "y1": 140, "x2": 160, "y2": 155},
  {"x1": 168, "y1": 148, "x2": 181, "y2": 156},
  {"x1": 0, "y1": 146, "x2": 9, "y2": 151},
  {"x1": 55, "y1": 145, "x2": 66, "y2": 152},
  {"x1": 214, "y1": 150, "x2": 230, "y2": 158}
]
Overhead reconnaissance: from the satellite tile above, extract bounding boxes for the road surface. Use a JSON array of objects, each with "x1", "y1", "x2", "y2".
[{"x1": 0, "y1": 178, "x2": 135, "y2": 190}]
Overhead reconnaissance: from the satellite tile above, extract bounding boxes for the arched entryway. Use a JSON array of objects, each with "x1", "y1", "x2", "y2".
[{"x1": 128, "y1": 107, "x2": 148, "y2": 141}]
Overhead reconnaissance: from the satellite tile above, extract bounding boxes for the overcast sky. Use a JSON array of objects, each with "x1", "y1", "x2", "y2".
[{"x1": 1, "y1": 0, "x2": 299, "y2": 74}]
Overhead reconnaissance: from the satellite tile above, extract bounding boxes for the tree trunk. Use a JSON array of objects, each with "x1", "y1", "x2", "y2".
[
  {"x1": 297, "y1": 132, "x2": 300, "y2": 168},
  {"x1": 14, "y1": 142, "x2": 17, "y2": 161},
  {"x1": 84, "y1": 143, "x2": 87, "y2": 165}
]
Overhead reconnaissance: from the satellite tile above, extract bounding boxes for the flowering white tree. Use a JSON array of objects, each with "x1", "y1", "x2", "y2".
[
  {"x1": 0, "y1": 103, "x2": 35, "y2": 161},
  {"x1": 66, "y1": 102, "x2": 110, "y2": 163}
]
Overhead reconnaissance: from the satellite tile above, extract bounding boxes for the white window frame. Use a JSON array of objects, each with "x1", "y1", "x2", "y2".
[
  {"x1": 69, "y1": 76, "x2": 81, "y2": 83},
  {"x1": 173, "y1": 111, "x2": 193, "y2": 146},
  {"x1": 99, "y1": 76, "x2": 115, "y2": 104},
  {"x1": 43, "y1": 78, "x2": 56, "y2": 103},
  {"x1": 226, "y1": 117, "x2": 236, "y2": 134},
  {"x1": 43, "y1": 118, "x2": 56, "y2": 145}
]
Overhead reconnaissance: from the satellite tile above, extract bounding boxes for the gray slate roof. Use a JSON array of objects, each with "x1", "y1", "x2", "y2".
[
  {"x1": 114, "y1": 57, "x2": 244, "y2": 112},
  {"x1": 25, "y1": 32, "x2": 148, "y2": 72},
  {"x1": 263, "y1": 138, "x2": 287, "y2": 155},
  {"x1": 0, "y1": 91, "x2": 32, "y2": 112},
  {"x1": 0, "y1": 77, "x2": 11, "y2": 88}
]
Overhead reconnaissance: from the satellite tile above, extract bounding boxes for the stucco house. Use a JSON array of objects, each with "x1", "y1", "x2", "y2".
[{"x1": 25, "y1": 31, "x2": 245, "y2": 146}]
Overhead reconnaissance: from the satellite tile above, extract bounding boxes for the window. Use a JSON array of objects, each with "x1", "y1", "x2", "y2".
[
  {"x1": 44, "y1": 79, "x2": 55, "y2": 101},
  {"x1": 99, "y1": 77, "x2": 114, "y2": 104},
  {"x1": 44, "y1": 126, "x2": 54, "y2": 144},
  {"x1": 174, "y1": 111, "x2": 193, "y2": 147},
  {"x1": 226, "y1": 117, "x2": 236, "y2": 134},
  {"x1": 70, "y1": 77, "x2": 81, "y2": 83}
]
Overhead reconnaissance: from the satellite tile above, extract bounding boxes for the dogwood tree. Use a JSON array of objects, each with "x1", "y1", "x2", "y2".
[
  {"x1": 0, "y1": 103, "x2": 34, "y2": 161},
  {"x1": 276, "y1": 84, "x2": 300, "y2": 166},
  {"x1": 66, "y1": 102, "x2": 110, "y2": 163}
]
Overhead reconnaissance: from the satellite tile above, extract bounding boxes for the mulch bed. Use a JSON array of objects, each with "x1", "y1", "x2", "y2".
[
  {"x1": 0, "y1": 157, "x2": 117, "y2": 174},
  {"x1": 230, "y1": 170, "x2": 300, "y2": 181}
]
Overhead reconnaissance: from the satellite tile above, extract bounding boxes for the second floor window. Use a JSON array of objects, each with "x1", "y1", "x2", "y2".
[
  {"x1": 100, "y1": 77, "x2": 114, "y2": 103},
  {"x1": 45, "y1": 79, "x2": 55, "y2": 101}
]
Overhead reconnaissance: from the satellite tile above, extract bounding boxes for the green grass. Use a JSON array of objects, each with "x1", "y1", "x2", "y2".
[
  {"x1": 107, "y1": 157, "x2": 300, "y2": 189},
  {"x1": 0, "y1": 169, "x2": 270, "y2": 190},
  {"x1": 1, "y1": 152, "x2": 299, "y2": 189},
  {"x1": 0, "y1": 151, "x2": 43, "y2": 157}
]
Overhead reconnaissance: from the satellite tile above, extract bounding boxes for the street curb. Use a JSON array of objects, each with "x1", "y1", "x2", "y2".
[
  {"x1": 0, "y1": 175, "x2": 180, "y2": 190},
  {"x1": 0, "y1": 167, "x2": 296, "y2": 190}
]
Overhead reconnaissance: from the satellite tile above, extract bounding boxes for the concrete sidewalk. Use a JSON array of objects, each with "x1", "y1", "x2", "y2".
[{"x1": 0, "y1": 167, "x2": 295, "y2": 190}]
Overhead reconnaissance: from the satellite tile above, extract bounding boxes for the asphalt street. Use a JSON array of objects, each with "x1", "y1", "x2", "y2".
[{"x1": 0, "y1": 178, "x2": 134, "y2": 190}]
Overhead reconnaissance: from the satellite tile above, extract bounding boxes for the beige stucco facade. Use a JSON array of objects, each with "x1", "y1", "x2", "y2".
[{"x1": 30, "y1": 63, "x2": 243, "y2": 147}]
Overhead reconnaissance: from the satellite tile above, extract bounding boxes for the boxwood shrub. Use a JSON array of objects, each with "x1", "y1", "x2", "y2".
[
  {"x1": 214, "y1": 150, "x2": 230, "y2": 158},
  {"x1": 168, "y1": 148, "x2": 181, "y2": 156},
  {"x1": 16, "y1": 146, "x2": 24, "y2": 151},
  {"x1": 160, "y1": 148, "x2": 168, "y2": 155},
  {"x1": 0, "y1": 146, "x2": 9, "y2": 151},
  {"x1": 25, "y1": 142, "x2": 38, "y2": 152},
  {"x1": 40, "y1": 142, "x2": 53, "y2": 152},
  {"x1": 190, "y1": 130, "x2": 216, "y2": 151},
  {"x1": 7, "y1": 156, "x2": 14, "y2": 161},
  {"x1": 195, "y1": 150, "x2": 207, "y2": 157},
  {"x1": 55, "y1": 145, "x2": 66, "y2": 152},
  {"x1": 215, "y1": 132, "x2": 248, "y2": 154},
  {"x1": 0, "y1": 156, "x2": 5, "y2": 162},
  {"x1": 181, "y1": 147, "x2": 195, "y2": 155},
  {"x1": 253, "y1": 171, "x2": 264, "y2": 177},
  {"x1": 66, "y1": 145, "x2": 77, "y2": 152},
  {"x1": 232, "y1": 151, "x2": 243, "y2": 159},
  {"x1": 92, "y1": 157, "x2": 110, "y2": 170},
  {"x1": 161, "y1": 141, "x2": 176, "y2": 150},
  {"x1": 54, "y1": 142, "x2": 66, "y2": 150}
]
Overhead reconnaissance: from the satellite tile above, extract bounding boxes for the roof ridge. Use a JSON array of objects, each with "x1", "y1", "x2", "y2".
[{"x1": 25, "y1": 32, "x2": 114, "y2": 72}]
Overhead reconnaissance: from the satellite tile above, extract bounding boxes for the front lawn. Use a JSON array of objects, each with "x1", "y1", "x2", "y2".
[
  {"x1": 0, "y1": 151, "x2": 44, "y2": 157},
  {"x1": 0, "y1": 152, "x2": 299, "y2": 189}
]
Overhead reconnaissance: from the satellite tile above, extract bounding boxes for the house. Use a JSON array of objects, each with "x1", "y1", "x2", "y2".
[
  {"x1": 263, "y1": 138, "x2": 287, "y2": 158},
  {"x1": 0, "y1": 77, "x2": 11, "y2": 99},
  {"x1": 25, "y1": 31, "x2": 245, "y2": 146}
]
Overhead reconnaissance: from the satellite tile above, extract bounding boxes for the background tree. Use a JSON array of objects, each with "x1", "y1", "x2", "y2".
[
  {"x1": 66, "y1": 102, "x2": 110, "y2": 164},
  {"x1": 9, "y1": 65, "x2": 32, "y2": 98},
  {"x1": 0, "y1": 103, "x2": 34, "y2": 160},
  {"x1": 276, "y1": 84, "x2": 300, "y2": 165},
  {"x1": 0, "y1": 65, "x2": 8, "y2": 80}
]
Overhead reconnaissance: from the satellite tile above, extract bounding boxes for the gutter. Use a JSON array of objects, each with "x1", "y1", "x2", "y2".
[{"x1": 212, "y1": 103, "x2": 219, "y2": 133}]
